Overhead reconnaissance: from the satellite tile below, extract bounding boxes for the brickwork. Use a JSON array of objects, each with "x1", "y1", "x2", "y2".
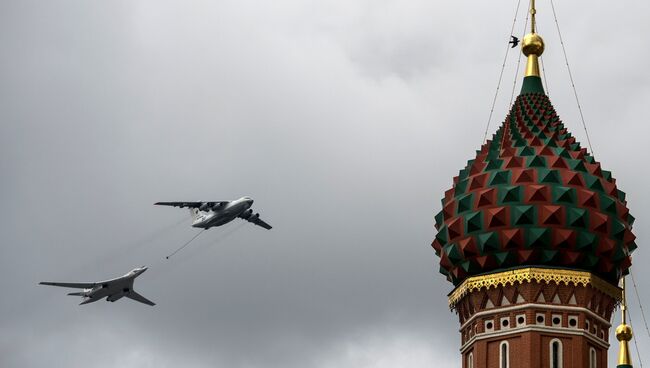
[{"x1": 455, "y1": 279, "x2": 616, "y2": 368}]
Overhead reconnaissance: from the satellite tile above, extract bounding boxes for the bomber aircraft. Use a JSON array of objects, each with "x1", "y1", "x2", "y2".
[
  {"x1": 155, "y1": 196, "x2": 272, "y2": 230},
  {"x1": 39, "y1": 266, "x2": 155, "y2": 306}
]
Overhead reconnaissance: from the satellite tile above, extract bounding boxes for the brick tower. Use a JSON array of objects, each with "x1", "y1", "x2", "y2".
[{"x1": 430, "y1": 2, "x2": 637, "y2": 368}]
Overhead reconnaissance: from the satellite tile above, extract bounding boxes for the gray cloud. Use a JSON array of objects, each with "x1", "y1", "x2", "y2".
[{"x1": 1, "y1": 1, "x2": 649, "y2": 367}]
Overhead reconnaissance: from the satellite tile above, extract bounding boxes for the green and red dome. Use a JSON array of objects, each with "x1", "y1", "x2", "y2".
[{"x1": 431, "y1": 80, "x2": 636, "y2": 286}]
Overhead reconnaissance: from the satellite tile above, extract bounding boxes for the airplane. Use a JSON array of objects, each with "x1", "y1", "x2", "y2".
[
  {"x1": 39, "y1": 266, "x2": 155, "y2": 306},
  {"x1": 154, "y1": 196, "x2": 272, "y2": 230}
]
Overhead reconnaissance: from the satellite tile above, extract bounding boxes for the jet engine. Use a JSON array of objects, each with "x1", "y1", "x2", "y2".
[
  {"x1": 199, "y1": 203, "x2": 211, "y2": 212},
  {"x1": 212, "y1": 203, "x2": 223, "y2": 211},
  {"x1": 106, "y1": 288, "x2": 130, "y2": 302},
  {"x1": 241, "y1": 209, "x2": 253, "y2": 219},
  {"x1": 250, "y1": 213, "x2": 259, "y2": 221},
  {"x1": 67, "y1": 289, "x2": 91, "y2": 297},
  {"x1": 106, "y1": 294, "x2": 125, "y2": 302}
]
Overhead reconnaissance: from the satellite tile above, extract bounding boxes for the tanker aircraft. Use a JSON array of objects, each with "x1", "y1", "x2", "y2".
[
  {"x1": 39, "y1": 266, "x2": 155, "y2": 306},
  {"x1": 154, "y1": 196, "x2": 272, "y2": 230}
]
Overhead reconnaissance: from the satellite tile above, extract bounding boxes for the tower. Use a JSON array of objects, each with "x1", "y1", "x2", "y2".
[{"x1": 430, "y1": 2, "x2": 637, "y2": 367}]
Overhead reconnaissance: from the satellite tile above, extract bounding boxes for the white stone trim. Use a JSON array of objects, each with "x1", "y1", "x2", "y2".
[
  {"x1": 589, "y1": 347, "x2": 597, "y2": 368},
  {"x1": 459, "y1": 303, "x2": 610, "y2": 330},
  {"x1": 515, "y1": 313, "x2": 526, "y2": 327},
  {"x1": 460, "y1": 325, "x2": 609, "y2": 353},
  {"x1": 499, "y1": 340, "x2": 510, "y2": 368},
  {"x1": 569, "y1": 294, "x2": 577, "y2": 305},
  {"x1": 549, "y1": 338, "x2": 563, "y2": 368},
  {"x1": 551, "y1": 314, "x2": 562, "y2": 327}
]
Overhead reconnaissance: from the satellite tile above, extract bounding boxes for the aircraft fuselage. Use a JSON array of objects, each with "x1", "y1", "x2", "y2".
[
  {"x1": 41, "y1": 267, "x2": 155, "y2": 306},
  {"x1": 191, "y1": 197, "x2": 254, "y2": 229},
  {"x1": 79, "y1": 268, "x2": 146, "y2": 305}
]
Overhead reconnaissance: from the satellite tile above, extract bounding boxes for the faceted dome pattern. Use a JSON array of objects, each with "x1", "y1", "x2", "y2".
[{"x1": 432, "y1": 92, "x2": 636, "y2": 286}]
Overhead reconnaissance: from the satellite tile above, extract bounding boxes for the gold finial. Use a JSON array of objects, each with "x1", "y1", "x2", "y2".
[
  {"x1": 616, "y1": 276, "x2": 634, "y2": 367},
  {"x1": 521, "y1": 0, "x2": 545, "y2": 77}
]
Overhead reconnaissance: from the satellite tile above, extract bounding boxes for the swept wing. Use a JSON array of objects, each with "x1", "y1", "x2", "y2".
[
  {"x1": 126, "y1": 291, "x2": 156, "y2": 306},
  {"x1": 155, "y1": 201, "x2": 229, "y2": 209},
  {"x1": 239, "y1": 212, "x2": 272, "y2": 230},
  {"x1": 39, "y1": 281, "x2": 96, "y2": 289}
]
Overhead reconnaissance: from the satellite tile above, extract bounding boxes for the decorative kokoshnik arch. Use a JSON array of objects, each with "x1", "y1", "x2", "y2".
[{"x1": 448, "y1": 267, "x2": 621, "y2": 309}]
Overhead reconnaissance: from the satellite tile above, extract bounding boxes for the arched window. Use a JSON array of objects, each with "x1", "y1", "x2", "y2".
[
  {"x1": 550, "y1": 339, "x2": 563, "y2": 368},
  {"x1": 467, "y1": 352, "x2": 474, "y2": 368},
  {"x1": 500, "y1": 341, "x2": 509, "y2": 368},
  {"x1": 589, "y1": 348, "x2": 597, "y2": 368}
]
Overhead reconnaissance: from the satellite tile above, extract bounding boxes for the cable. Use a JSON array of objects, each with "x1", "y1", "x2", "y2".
[
  {"x1": 628, "y1": 308, "x2": 645, "y2": 367},
  {"x1": 508, "y1": 0, "x2": 531, "y2": 107},
  {"x1": 535, "y1": 24, "x2": 550, "y2": 96},
  {"x1": 630, "y1": 269, "x2": 650, "y2": 339},
  {"x1": 481, "y1": 0, "x2": 523, "y2": 144},
  {"x1": 165, "y1": 230, "x2": 205, "y2": 259},
  {"x1": 550, "y1": 0, "x2": 594, "y2": 155}
]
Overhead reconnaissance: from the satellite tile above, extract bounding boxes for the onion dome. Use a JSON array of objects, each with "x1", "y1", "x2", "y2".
[{"x1": 431, "y1": 5, "x2": 636, "y2": 287}]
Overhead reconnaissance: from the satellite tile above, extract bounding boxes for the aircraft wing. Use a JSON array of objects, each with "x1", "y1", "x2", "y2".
[
  {"x1": 40, "y1": 281, "x2": 96, "y2": 289},
  {"x1": 126, "y1": 291, "x2": 155, "y2": 306},
  {"x1": 155, "y1": 201, "x2": 228, "y2": 208},
  {"x1": 239, "y1": 213, "x2": 273, "y2": 230},
  {"x1": 251, "y1": 218, "x2": 272, "y2": 230}
]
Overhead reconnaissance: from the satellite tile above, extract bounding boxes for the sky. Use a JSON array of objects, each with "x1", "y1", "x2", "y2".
[{"x1": 1, "y1": 1, "x2": 649, "y2": 367}]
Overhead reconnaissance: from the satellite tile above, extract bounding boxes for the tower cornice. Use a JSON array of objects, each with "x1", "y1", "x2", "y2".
[{"x1": 448, "y1": 267, "x2": 622, "y2": 309}]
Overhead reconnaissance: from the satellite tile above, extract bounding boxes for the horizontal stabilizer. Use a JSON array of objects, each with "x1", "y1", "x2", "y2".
[{"x1": 67, "y1": 292, "x2": 86, "y2": 296}]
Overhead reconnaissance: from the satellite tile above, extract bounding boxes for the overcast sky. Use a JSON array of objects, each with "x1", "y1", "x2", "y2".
[{"x1": 1, "y1": 1, "x2": 649, "y2": 367}]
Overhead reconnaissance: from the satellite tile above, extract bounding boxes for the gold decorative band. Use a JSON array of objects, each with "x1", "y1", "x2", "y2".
[{"x1": 448, "y1": 268, "x2": 622, "y2": 308}]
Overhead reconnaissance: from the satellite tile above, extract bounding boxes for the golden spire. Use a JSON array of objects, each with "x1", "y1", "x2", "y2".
[
  {"x1": 616, "y1": 276, "x2": 634, "y2": 367},
  {"x1": 521, "y1": 0, "x2": 545, "y2": 77},
  {"x1": 530, "y1": 0, "x2": 537, "y2": 33}
]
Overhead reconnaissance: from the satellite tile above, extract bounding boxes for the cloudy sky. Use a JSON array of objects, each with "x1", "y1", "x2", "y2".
[{"x1": 1, "y1": 1, "x2": 649, "y2": 367}]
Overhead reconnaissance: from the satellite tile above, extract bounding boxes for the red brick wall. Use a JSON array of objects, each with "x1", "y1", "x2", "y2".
[{"x1": 455, "y1": 280, "x2": 614, "y2": 368}]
